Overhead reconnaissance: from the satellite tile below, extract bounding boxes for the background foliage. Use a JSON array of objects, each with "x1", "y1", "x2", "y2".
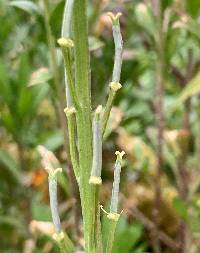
[{"x1": 0, "y1": 0, "x2": 200, "y2": 252}]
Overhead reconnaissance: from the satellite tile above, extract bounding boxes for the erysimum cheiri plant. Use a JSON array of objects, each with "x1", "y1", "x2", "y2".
[{"x1": 44, "y1": 1, "x2": 125, "y2": 252}]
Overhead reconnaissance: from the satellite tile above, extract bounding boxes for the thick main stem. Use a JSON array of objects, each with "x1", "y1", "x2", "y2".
[{"x1": 72, "y1": 1, "x2": 96, "y2": 252}]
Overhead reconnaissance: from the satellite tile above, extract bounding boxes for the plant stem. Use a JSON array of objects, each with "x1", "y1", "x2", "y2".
[
  {"x1": 59, "y1": 40, "x2": 80, "y2": 109},
  {"x1": 64, "y1": 108, "x2": 79, "y2": 181},
  {"x1": 72, "y1": 1, "x2": 97, "y2": 252},
  {"x1": 103, "y1": 151, "x2": 124, "y2": 253},
  {"x1": 151, "y1": 0, "x2": 164, "y2": 252},
  {"x1": 43, "y1": 0, "x2": 68, "y2": 171},
  {"x1": 101, "y1": 13, "x2": 123, "y2": 137},
  {"x1": 43, "y1": 0, "x2": 79, "y2": 238},
  {"x1": 96, "y1": 204, "x2": 103, "y2": 253},
  {"x1": 177, "y1": 49, "x2": 194, "y2": 253},
  {"x1": 171, "y1": 49, "x2": 194, "y2": 253},
  {"x1": 101, "y1": 83, "x2": 121, "y2": 137},
  {"x1": 105, "y1": 219, "x2": 118, "y2": 253}
]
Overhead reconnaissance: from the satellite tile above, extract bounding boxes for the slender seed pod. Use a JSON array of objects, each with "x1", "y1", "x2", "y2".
[
  {"x1": 107, "y1": 12, "x2": 123, "y2": 83},
  {"x1": 89, "y1": 105, "x2": 103, "y2": 185},
  {"x1": 47, "y1": 167, "x2": 62, "y2": 234},
  {"x1": 109, "y1": 151, "x2": 125, "y2": 218},
  {"x1": 100, "y1": 150, "x2": 125, "y2": 253},
  {"x1": 62, "y1": 0, "x2": 74, "y2": 38},
  {"x1": 101, "y1": 13, "x2": 123, "y2": 136},
  {"x1": 57, "y1": 38, "x2": 80, "y2": 109},
  {"x1": 61, "y1": 0, "x2": 75, "y2": 106},
  {"x1": 64, "y1": 107, "x2": 79, "y2": 181}
]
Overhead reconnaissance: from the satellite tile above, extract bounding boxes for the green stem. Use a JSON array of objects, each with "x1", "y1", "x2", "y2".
[
  {"x1": 96, "y1": 203, "x2": 103, "y2": 253},
  {"x1": 73, "y1": 0, "x2": 91, "y2": 106},
  {"x1": 43, "y1": 0, "x2": 79, "y2": 240},
  {"x1": 54, "y1": 232, "x2": 74, "y2": 253},
  {"x1": 101, "y1": 13, "x2": 123, "y2": 137},
  {"x1": 101, "y1": 82, "x2": 121, "y2": 137},
  {"x1": 72, "y1": 1, "x2": 97, "y2": 252},
  {"x1": 59, "y1": 41, "x2": 80, "y2": 109},
  {"x1": 105, "y1": 219, "x2": 118, "y2": 253},
  {"x1": 64, "y1": 108, "x2": 79, "y2": 181},
  {"x1": 101, "y1": 88, "x2": 117, "y2": 137}
]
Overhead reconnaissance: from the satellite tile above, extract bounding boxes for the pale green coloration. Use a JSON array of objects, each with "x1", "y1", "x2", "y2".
[
  {"x1": 89, "y1": 105, "x2": 103, "y2": 185},
  {"x1": 64, "y1": 107, "x2": 79, "y2": 181},
  {"x1": 110, "y1": 151, "x2": 125, "y2": 213},
  {"x1": 101, "y1": 82, "x2": 122, "y2": 136},
  {"x1": 61, "y1": 0, "x2": 74, "y2": 105},
  {"x1": 59, "y1": 2, "x2": 96, "y2": 250},
  {"x1": 62, "y1": 0, "x2": 74, "y2": 38},
  {"x1": 101, "y1": 13, "x2": 123, "y2": 136},
  {"x1": 107, "y1": 12, "x2": 123, "y2": 83},
  {"x1": 73, "y1": 3, "x2": 97, "y2": 252},
  {"x1": 48, "y1": 171, "x2": 62, "y2": 233},
  {"x1": 57, "y1": 3, "x2": 124, "y2": 252},
  {"x1": 105, "y1": 219, "x2": 118, "y2": 253},
  {"x1": 101, "y1": 151, "x2": 125, "y2": 253},
  {"x1": 58, "y1": 38, "x2": 80, "y2": 109},
  {"x1": 46, "y1": 167, "x2": 74, "y2": 252},
  {"x1": 53, "y1": 231, "x2": 74, "y2": 253},
  {"x1": 42, "y1": 0, "x2": 73, "y2": 192}
]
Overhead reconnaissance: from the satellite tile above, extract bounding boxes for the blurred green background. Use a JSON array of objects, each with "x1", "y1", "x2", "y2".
[{"x1": 0, "y1": 0, "x2": 200, "y2": 252}]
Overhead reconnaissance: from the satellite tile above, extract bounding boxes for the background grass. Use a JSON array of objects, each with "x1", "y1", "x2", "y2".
[{"x1": 0, "y1": 0, "x2": 200, "y2": 252}]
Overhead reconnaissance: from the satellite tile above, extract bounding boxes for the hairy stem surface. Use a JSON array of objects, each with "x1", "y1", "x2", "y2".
[{"x1": 72, "y1": 1, "x2": 97, "y2": 252}]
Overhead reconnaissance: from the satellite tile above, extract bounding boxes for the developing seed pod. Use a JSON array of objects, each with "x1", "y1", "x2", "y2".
[
  {"x1": 47, "y1": 168, "x2": 62, "y2": 234},
  {"x1": 61, "y1": 0, "x2": 75, "y2": 106},
  {"x1": 58, "y1": 38, "x2": 80, "y2": 109},
  {"x1": 107, "y1": 12, "x2": 123, "y2": 83},
  {"x1": 110, "y1": 151, "x2": 125, "y2": 215},
  {"x1": 61, "y1": 0, "x2": 74, "y2": 39},
  {"x1": 101, "y1": 13, "x2": 123, "y2": 136},
  {"x1": 89, "y1": 105, "x2": 103, "y2": 185}
]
